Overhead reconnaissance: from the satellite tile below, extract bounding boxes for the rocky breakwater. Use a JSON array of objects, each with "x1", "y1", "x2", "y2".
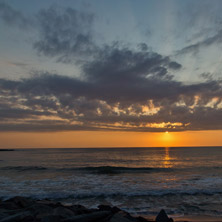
[{"x1": 0, "y1": 196, "x2": 174, "y2": 222}]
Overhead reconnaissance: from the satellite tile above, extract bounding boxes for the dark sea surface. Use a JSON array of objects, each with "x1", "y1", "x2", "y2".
[{"x1": 0, "y1": 147, "x2": 222, "y2": 219}]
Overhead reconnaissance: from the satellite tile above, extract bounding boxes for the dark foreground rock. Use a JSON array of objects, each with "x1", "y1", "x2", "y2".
[
  {"x1": 0, "y1": 196, "x2": 174, "y2": 222},
  {"x1": 155, "y1": 210, "x2": 173, "y2": 222}
]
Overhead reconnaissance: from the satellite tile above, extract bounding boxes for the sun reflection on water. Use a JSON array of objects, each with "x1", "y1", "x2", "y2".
[{"x1": 163, "y1": 147, "x2": 173, "y2": 168}]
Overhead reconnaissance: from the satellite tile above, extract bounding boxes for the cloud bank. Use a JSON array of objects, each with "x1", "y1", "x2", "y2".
[
  {"x1": 0, "y1": 53, "x2": 221, "y2": 132},
  {"x1": 0, "y1": 1, "x2": 222, "y2": 132}
]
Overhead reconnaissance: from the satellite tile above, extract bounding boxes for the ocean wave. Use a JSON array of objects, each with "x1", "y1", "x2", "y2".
[
  {"x1": 1, "y1": 165, "x2": 222, "y2": 174},
  {"x1": 75, "y1": 166, "x2": 175, "y2": 174},
  {"x1": 1, "y1": 187, "x2": 222, "y2": 200},
  {"x1": 0, "y1": 166, "x2": 47, "y2": 171},
  {"x1": 0, "y1": 165, "x2": 174, "y2": 173},
  {"x1": 40, "y1": 165, "x2": 222, "y2": 174},
  {"x1": 63, "y1": 190, "x2": 222, "y2": 199}
]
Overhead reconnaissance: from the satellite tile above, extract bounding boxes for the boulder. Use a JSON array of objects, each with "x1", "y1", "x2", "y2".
[
  {"x1": 6, "y1": 196, "x2": 34, "y2": 209},
  {"x1": 37, "y1": 199, "x2": 60, "y2": 207},
  {"x1": 20, "y1": 215, "x2": 35, "y2": 222},
  {"x1": 155, "y1": 210, "x2": 173, "y2": 222},
  {"x1": 112, "y1": 207, "x2": 122, "y2": 214},
  {"x1": 110, "y1": 211, "x2": 137, "y2": 222},
  {"x1": 0, "y1": 197, "x2": 173, "y2": 222},
  {"x1": 28, "y1": 203, "x2": 54, "y2": 220},
  {"x1": 28, "y1": 203, "x2": 53, "y2": 215},
  {"x1": 98, "y1": 205, "x2": 113, "y2": 211},
  {"x1": 41, "y1": 215, "x2": 61, "y2": 222},
  {"x1": 53, "y1": 206, "x2": 75, "y2": 218},
  {"x1": 136, "y1": 216, "x2": 152, "y2": 222},
  {"x1": 62, "y1": 210, "x2": 111, "y2": 222},
  {"x1": 69, "y1": 205, "x2": 94, "y2": 215},
  {"x1": 98, "y1": 205, "x2": 121, "y2": 214},
  {"x1": 0, "y1": 201, "x2": 21, "y2": 210},
  {"x1": 0, "y1": 212, "x2": 9, "y2": 220},
  {"x1": 0, "y1": 211, "x2": 31, "y2": 222}
]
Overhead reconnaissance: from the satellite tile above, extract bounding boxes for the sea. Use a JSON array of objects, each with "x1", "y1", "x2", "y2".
[{"x1": 0, "y1": 147, "x2": 222, "y2": 219}]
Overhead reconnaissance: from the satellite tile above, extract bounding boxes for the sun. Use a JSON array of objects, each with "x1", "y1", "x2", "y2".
[{"x1": 158, "y1": 130, "x2": 174, "y2": 147}]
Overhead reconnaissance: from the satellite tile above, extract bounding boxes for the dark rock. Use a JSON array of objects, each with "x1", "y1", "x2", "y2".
[
  {"x1": 53, "y1": 206, "x2": 75, "y2": 218},
  {"x1": 0, "y1": 208, "x2": 27, "y2": 217},
  {"x1": 28, "y1": 203, "x2": 54, "y2": 219},
  {"x1": 20, "y1": 215, "x2": 35, "y2": 222},
  {"x1": 98, "y1": 205, "x2": 121, "y2": 214},
  {"x1": 0, "y1": 197, "x2": 167, "y2": 222},
  {"x1": 29, "y1": 203, "x2": 53, "y2": 214},
  {"x1": 111, "y1": 207, "x2": 122, "y2": 214},
  {"x1": 110, "y1": 215, "x2": 132, "y2": 222},
  {"x1": 155, "y1": 210, "x2": 168, "y2": 222},
  {"x1": 136, "y1": 216, "x2": 152, "y2": 222},
  {"x1": 98, "y1": 205, "x2": 113, "y2": 211},
  {"x1": 110, "y1": 211, "x2": 138, "y2": 222},
  {"x1": 41, "y1": 215, "x2": 61, "y2": 222},
  {"x1": 155, "y1": 210, "x2": 173, "y2": 222},
  {"x1": 0, "y1": 211, "x2": 31, "y2": 222},
  {"x1": 69, "y1": 205, "x2": 94, "y2": 215},
  {"x1": 6, "y1": 196, "x2": 34, "y2": 208},
  {"x1": 0, "y1": 212, "x2": 9, "y2": 220},
  {"x1": 0, "y1": 201, "x2": 21, "y2": 210},
  {"x1": 62, "y1": 210, "x2": 111, "y2": 222},
  {"x1": 37, "y1": 199, "x2": 60, "y2": 207}
]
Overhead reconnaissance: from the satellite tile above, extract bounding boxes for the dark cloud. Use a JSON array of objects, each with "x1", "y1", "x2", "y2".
[
  {"x1": 84, "y1": 44, "x2": 176, "y2": 83},
  {"x1": 33, "y1": 6, "x2": 96, "y2": 63},
  {"x1": 1, "y1": 45, "x2": 184, "y2": 104},
  {"x1": 0, "y1": 107, "x2": 52, "y2": 120},
  {"x1": 200, "y1": 72, "x2": 214, "y2": 81},
  {"x1": 0, "y1": 0, "x2": 32, "y2": 29},
  {"x1": 168, "y1": 62, "x2": 182, "y2": 70},
  {"x1": 0, "y1": 2, "x2": 96, "y2": 63},
  {"x1": 0, "y1": 48, "x2": 221, "y2": 132}
]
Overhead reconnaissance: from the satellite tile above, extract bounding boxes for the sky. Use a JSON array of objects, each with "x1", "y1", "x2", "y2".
[{"x1": 0, "y1": 0, "x2": 222, "y2": 148}]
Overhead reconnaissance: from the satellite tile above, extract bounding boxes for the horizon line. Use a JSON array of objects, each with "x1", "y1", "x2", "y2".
[{"x1": 1, "y1": 146, "x2": 222, "y2": 149}]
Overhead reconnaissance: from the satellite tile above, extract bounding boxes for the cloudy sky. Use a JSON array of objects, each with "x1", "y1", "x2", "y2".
[{"x1": 0, "y1": 0, "x2": 222, "y2": 147}]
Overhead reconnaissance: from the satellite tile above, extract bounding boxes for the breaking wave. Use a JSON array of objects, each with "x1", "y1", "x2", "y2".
[
  {"x1": 0, "y1": 166, "x2": 47, "y2": 171},
  {"x1": 1, "y1": 165, "x2": 222, "y2": 174}
]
